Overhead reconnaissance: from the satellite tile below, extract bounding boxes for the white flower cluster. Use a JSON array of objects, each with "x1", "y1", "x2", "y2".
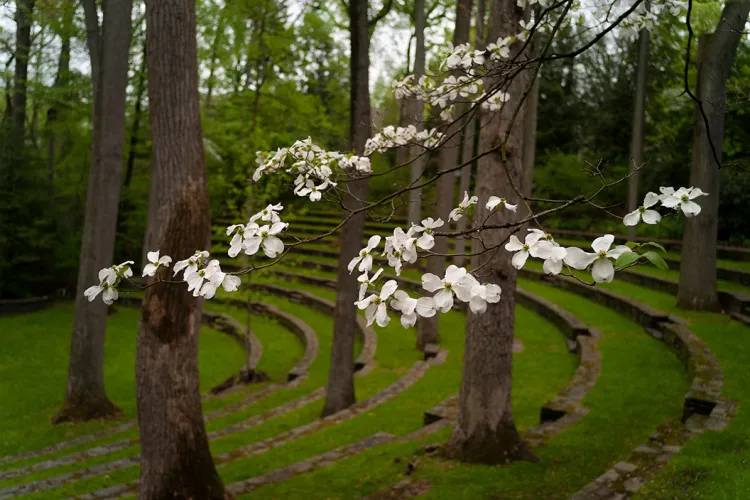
[
  {"x1": 84, "y1": 261, "x2": 134, "y2": 305},
  {"x1": 623, "y1": 186, "x2": 707, "y2": 227},
  {"x1": 173, "y1": 251, "x2": 241, "y2": 299},
  {"x1": 253, "y1": 138, "x2": 371, "y2": 203},
  {"x1": 364, "y1": 125, "x2": 444, "y2": 156},
  {"x1": 226, "y1": 204, "x2": 288, "y2": 258},
  {"x1": 505, "y1": 229, "x2": 631, "y2": 283},
  {"x1": 354, "y1": 264, "x2": 500, "y2": 328}
]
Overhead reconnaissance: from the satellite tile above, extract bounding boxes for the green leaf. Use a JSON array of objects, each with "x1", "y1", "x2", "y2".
[
  {"x1": 643, "y1": 251, "x2": 669, "y2": 271},
  {"x1": 625, "y1": 241, "x2": 640, "y2": 250},
  {"x1": 615, "y1": 251, "x2": 640, "y2": 269},
  {"x1": 642, "y1": 242, "x2": 667, "y2": 254}
]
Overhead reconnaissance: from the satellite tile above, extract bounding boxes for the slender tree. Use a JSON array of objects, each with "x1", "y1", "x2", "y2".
[
  {"x1": 135, "y1": 0, "x2": 225, "y2": 497},
  {"x1": 418, "y1": 0, "x2": 472, "y2": 350},
  {"x1": 678, "y1": 0, "x2": 750, "y2": 310},
  {"x1": 626, "y1": 26, "x2": 649, "y2": 241},
  {"x1": 124, "y1": 37, "x2": 147, "y2": 188},
  {"x1": 407, "y1": 0, "x2": 427, "y2": 226},
  {"x1": 54, "y1": 0, "x2": 133, "y2": 423},
  {"x1": 321, "y1": 0, "x2": 373, "y2": 417},
  {"x1": 46, "y1": 1, "x2": 73, "y2": 195},
  {"x1": 454, "y1": 0, "x2": 485, "y2": 265},
  {"x1": 10, "y1": 0, "x2": 34, "y2": 153},
  {"x1": 445, "y1": 0, "x2": 534, "y2": 464}
]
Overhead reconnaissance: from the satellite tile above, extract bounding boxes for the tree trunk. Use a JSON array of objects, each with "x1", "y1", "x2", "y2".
[
  {"x1": 10, "y1": 0, "x2": 35, "y2": 158},
  {"x1": 54, "y1": 0, "x2": 132, "y2": 424},
  {"x1": 417, "y1": 0, "x2": 472, "y2": 350},
  {"x1": 445, "y1": 0, "x2": 533, "y2": 464},
  {"x1": 678, "y1": 1, "x2": 750, "y2": 311},
  {"x1": 626, "y1": 27, "x2": 649, "y2": 241},
  {"x1": 407, "y1": 0, "x2": 427, "y2": 227},
  {"x1": 204, "y1": 9, "x2": 226, "y2": 108},
  {"x1": 136, "y1": 1, "x2": 226, "y2": 498},
  {"x1": 321, "y1": 0, "x2": 371, "y2": 417},
  {"x1": 47, "y1": 7, "x2": 73, "y2": 196},
  {"x1": 125, "y1": 37, "x2": 147, "y2": 188}
]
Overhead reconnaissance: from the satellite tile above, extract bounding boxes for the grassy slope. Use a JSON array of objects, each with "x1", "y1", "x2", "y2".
[
  {"x1": 0, "y1": 303, "x2": 244, "y2": 458},
  {"x1": 248, "y1": 278, "x2": 690, "y2": 499},
  {"x1": 584, "y1": 280, "x2": 750, "y2": 500}
]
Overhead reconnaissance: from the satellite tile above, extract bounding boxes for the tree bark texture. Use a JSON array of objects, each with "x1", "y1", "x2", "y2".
[
  {"x1": 47, "y1": 7, "x2": 72, "y2": 195},
  {"x1": 55, "y1": 0, "x2": 133, "y2": 424},
  {"x1": 445, "y1": 0, "x2": 533, "y2": 464},
  {"x1": 678, "y1": 0, "x2": 750, "y2": 311},
  {"x1": 407, "y1": 0, "x2": 427, "y2": 227},
  {"x1": 135, "y1": 1, "x2": 226, "y2": 498},
  {"x1": 10, "y1": 0, "x2": 35, "y2": 156},
  {"x1": 626, "y1": 27, "x2": 649, "y2": 241},
  {"x1": 125, "y1": 37, "x2": 147, "y2": 188},
  {"x1": 418, "y1": 0, "x2": 472, "y2": 349},
  {"x1": 321, "y1": 0, "x2": 372, "y2": 417}
]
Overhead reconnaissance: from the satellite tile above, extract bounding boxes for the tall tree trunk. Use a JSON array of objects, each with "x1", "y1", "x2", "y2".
[
  {"x1": 54, "y1": 0, "x2": 133, "y2": 424},
  {"x1": 136, "y1": 0, "x2": 225, "y2": 497},
  {"x1": 520, "y1": 8, "x2": 540, "y2": 219},
  {"x1": 204, "y1": 8, "x2": 226, "y2": 108},
  {"x1": 407, "y1": 0, "x2": 427, "y2": 226},
  {"x1": 626, "y1": 27, "x2": 649, "y2": 241},
  {"x1": 445, "y1": 0, "x2": 533, "y2": 464},
  {"x1": 10, "y1": 0, "x2": 35, "y2": 159},
  {"x1": 678, "y1": 1, "x2": 750, "y2": 311},
  {"x1": 47, "y1": 6, "x2": 73, "y2": 195},
  {"x1": 125, "y1": 37, "x2": 147, "y2": 188},
  {"x1": 454, "y1": 0, "x2": 486, "y2": 265},
  {"x1": 418, "y1": 0, "x2": 472, "y2": 350},
  {"x1": 321, "y1": 0, "x2": 371, "y2": 417}
]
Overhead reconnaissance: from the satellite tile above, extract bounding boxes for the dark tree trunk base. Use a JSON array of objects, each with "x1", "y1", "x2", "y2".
[
  {"x1": 443, "y1": 422, "x2": 537, "y2": 465},
  {"x1": 51, "y1": 398, "x2": 122, "y2": 425},
  {"x1": 677, "y1": 295, "x2": 722, "y2": 313},
  {"x1": 209, "y1": 369, "x2": 270, "y2": 395},
  {"x1": 320, "y1": 392, "x2": 356, "y2": 418}
]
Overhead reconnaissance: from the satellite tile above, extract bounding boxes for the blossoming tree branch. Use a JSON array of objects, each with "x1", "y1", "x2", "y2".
[{"x1": 84, "y1": 0, "x2": 706, "y2": 330}]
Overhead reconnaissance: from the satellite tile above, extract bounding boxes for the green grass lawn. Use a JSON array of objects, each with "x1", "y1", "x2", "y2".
[
  {"x1": 245, "y1": 278, "x2": 690, "y2": 499},
  {"x1": 0, "y1": 303, "x2": 245, "y2": 459}
]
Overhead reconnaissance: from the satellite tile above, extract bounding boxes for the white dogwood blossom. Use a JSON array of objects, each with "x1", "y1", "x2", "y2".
[
  {"x1": 356, "y1": 279, "x2": 399, "y2": 327},
  {"x1": 486, "y1": 196, "x2": 517, "y2": 213},
  {"x1": 421, "y1": 265, "x2": 475, "y2": 312},
  {"x1": 660, "y1": 187, "x2": 707, "y2": 217},
  {"x1": 383, "y1": 228, "x2": 418, "y2": 275},
  {"x1": 624, "y1": 192, "x2": 662, "y2": 226},
  {"x1": 469, "y1": 283, "x2": 502, "y2": 314},
  {"x1": 84, "y1": 268, "x2": 119, "y2": 305},
  {"x1": 534, "y1": 240, "x2": 568, "y2": 275},
  {"x1": 504, "y1": 230, "x2": 545, "y2": 269},
  {"x1": 244, "y1": 222, "x2": 288, "y2": 258},
  {"x1": 563, "y1": 235, "x2": 633, "y2": 283},
  {"x1": 348, "y1": 235, "x2": 382, "y2": 273},
  {"x1": 173, "y1": 251, "x2": 209, "y2": 280},
  {"x1": 142, "y1": 251, "x2": 173, "y2": 277},
  {"x1": 250, "y1": 203, "x2": 283, "y2": 224},
  {"x1": 449, "y1": 192, "x2": 478, "y2": 222},
  {"x1": 357, "y1": 268, "x2": 384, "y2": 301},
  {"x1": 413, "y1": 217, "x2": 444, "y2": 250},
  {"x1": 390, "y1": 290, "x2": 437, "y2": 328}
]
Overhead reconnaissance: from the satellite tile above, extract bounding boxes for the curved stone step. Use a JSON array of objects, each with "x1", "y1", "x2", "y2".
[
  {"x1": 423, "y1": 287, "x2": 602, "y2": 437},
  {"x1": 0, "y1": 296, "x2": 52, "y2": 316},
  {"x1": 246, "y1": 282, "x2": 377, "y2": 374},
  {"x1": 0, "y1": 303, "x2": 269, "y2": 469},
  {"x1": 68, "y1": 356, "x2": 443, "y2": 499}
]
